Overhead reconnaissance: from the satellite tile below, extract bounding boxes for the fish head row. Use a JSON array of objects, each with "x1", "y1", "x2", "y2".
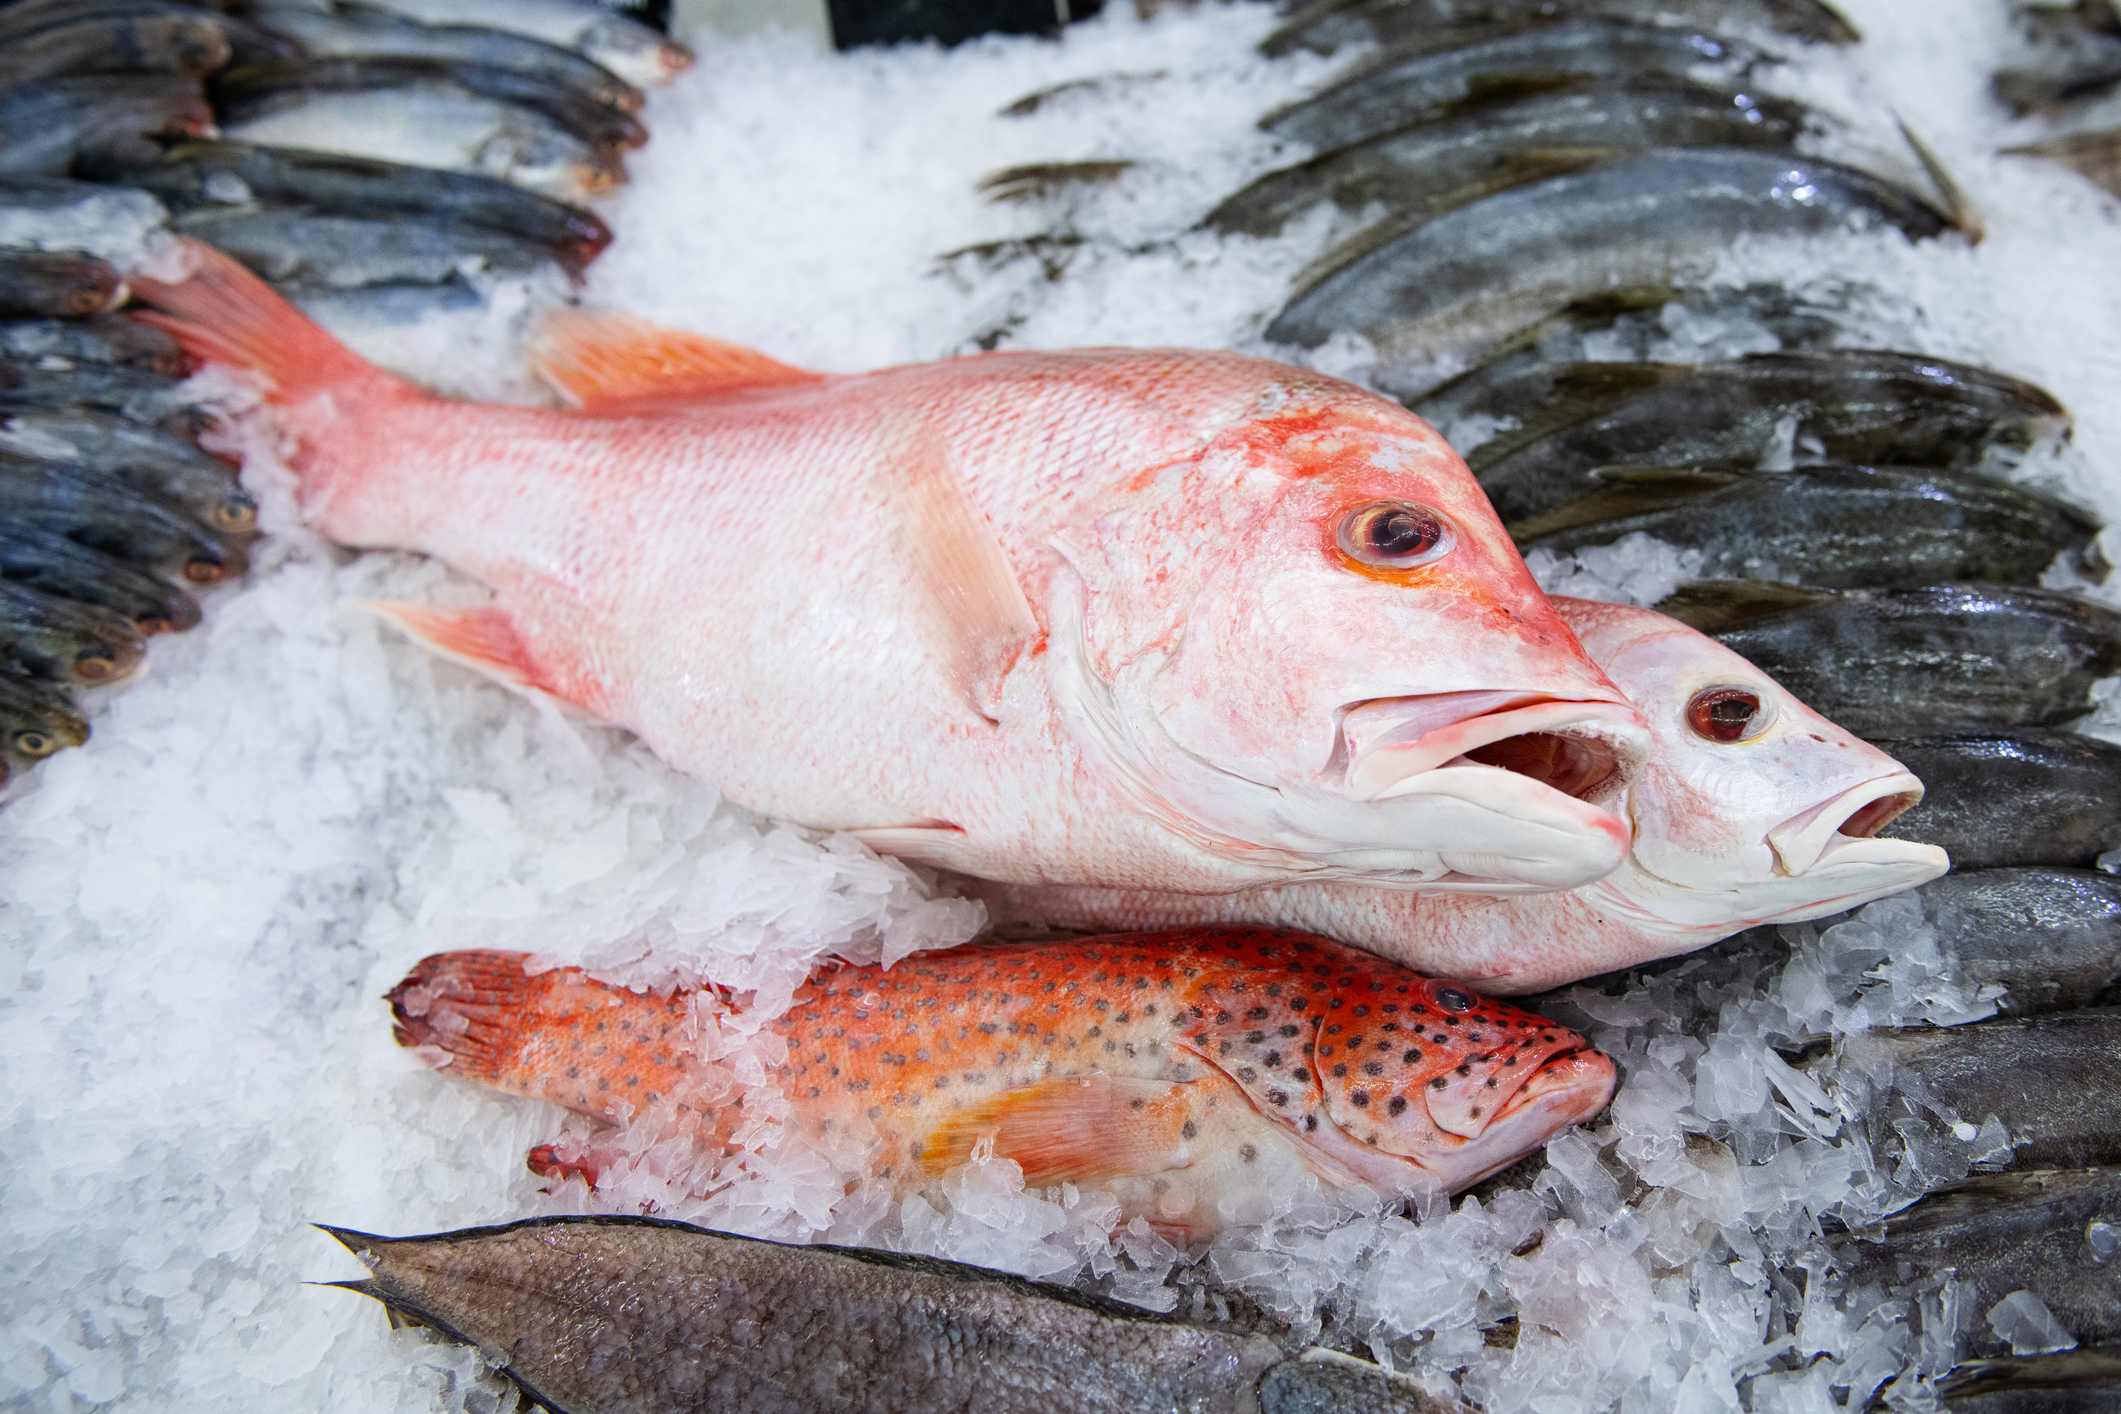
[
  {"x1": 1047, "y1": 381, "x2": 1650, "y2": 895},
  {"x1": 1175, "y1": 929, "x2": 1617, "y2": 1195},
  {"x1": 1557, "y1": 597, "x2": 1949, "y2": 935}
]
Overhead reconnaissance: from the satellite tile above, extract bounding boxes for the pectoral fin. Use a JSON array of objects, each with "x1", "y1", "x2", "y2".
[
  {"x1": 528, "y1": 309, "x2": 820, "y2": 410},
  {"x1": 360, "y1": 601, "x2": 546, "y2": 694}
]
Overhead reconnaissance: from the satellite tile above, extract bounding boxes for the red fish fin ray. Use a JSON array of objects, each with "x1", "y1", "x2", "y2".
[
  {"x1": 126, "y1": 238, "x2": 404, "y2": 404},
  {"x1": 919, "y1": 1075, "x2": 1194, "y2": 1187},
  {"x1": 360, "y1": 600, "x2": 553, "y2": 698},
  {"x1": 528, "y1": 308, "x2": 820, "y2": 409},
  {"x1": 386, "y1": 949, "x2": 547, "y2": 1086},
  {"x1": 844, "y1": 824, "x2": 976, "y2": 870},
  {"x1": 880, "y1": 414, "x2": 1038, "y2": 723}
]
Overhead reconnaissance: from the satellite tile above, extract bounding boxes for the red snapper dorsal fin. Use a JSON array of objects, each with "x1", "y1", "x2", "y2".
[{"x1": 529, "y1": 309, "x2": 821, "y2": 410}]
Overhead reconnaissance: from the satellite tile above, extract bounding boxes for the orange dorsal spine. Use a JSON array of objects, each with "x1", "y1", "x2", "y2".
[{"x1": 528, "y1": 309, "x2": 822, "y2": 412}]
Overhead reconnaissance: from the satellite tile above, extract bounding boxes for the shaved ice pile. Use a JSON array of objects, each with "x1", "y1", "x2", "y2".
[{"x1": 6, "y1": 0, "x2": 2121, "y2": 1409}]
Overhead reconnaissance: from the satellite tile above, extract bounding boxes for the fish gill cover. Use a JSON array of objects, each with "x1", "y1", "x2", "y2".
[{"x1": 4, "y1": 0, "x2": 2121, "y2": 1411}]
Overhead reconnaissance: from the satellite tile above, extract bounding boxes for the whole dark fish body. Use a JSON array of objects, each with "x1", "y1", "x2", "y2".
[
  {"x1": 170, "y1": 204, "x2": 553, "y2": 290},
  {"x1": 1875, "y1": 733, "x2": 2121, "y2": 871},
  {"x1": 1832, "y1": 1168, "x2": 2121, "y2": 1354},
  {"x1": 211, "y1": 56, "x2": 647, "y2": 154},
  {"x1": 128, "y1": 141, "x2": 611, "y2": 273},
  {"x1": 0, "y1": 75, "x2": 216, "y2": 181},
  {"x1": 1207, "y1": 77, "x2": 1805, "y2": 238},
  {"x1": 0, "y1": 663, "x2": 87, "y2": 777},
  {"x1": 1993, "y1": 22, "x2": 2121, "y2": 113},
  {"x1": 1264, "y1": 150, "x2": 1953, "y2": 400},
  {"x1": 322, "y1": 1216, "x2": 1458, "y2": 1414},
  {"x1": 2006, "y1": 128, "x2": 2121, "y2": 200},
  {"x1": 1260, "y1": 21, "x2": 1763, "y2": 152},
  {"x1": 0, "y1": 521, "x2": 201, "y2": 633},
  {"x1": 1657, "y1": 583, "x2": 2121, "y2": 737},
  {"x1": 0, "y1": 455, "x2": 246, "y2": 584},
  {"x1": 1460, "y1": 351, "x2": 2070, "y2": 524},
  {"x1": 0, "y1": 14, "x2": 234, "y2": 90},
  {"x1": 1912, "y1": 867, "x2": 2121, "y2": 1015},
  {"x1": 1409, "y1": 284, "x2": 1857, "y2": 433},
  {"x1": 0, "y1": 316, "x2": 186, "y2": 375},
  {"x1": 1938, "y1": 1348, "x2": 2121, "y2": 1412},
  {"x1": 1833, "y1": 1011, "x2": 2121, "y2": 1170},
  {"x1": 1261, "y1": 0, "x2": 1857, "y2": 58},
  {"x1": 1509, "y1": 464, "x2": 2101, "y2": 590},
  {"x1": 245, "y1": 1, "x2": 645, "y2": 115},
  {"x1": 0, "y1": 407, "x2": 254, "y2": 534},
  {"x1": 0, "y1": 576, "x2": 143, "y2": 684},
  {"x1": 0, "y1": 249, "x2": 125, "y2": 318}
]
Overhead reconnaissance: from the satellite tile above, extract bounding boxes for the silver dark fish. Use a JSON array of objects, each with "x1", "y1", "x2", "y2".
[
  {"x1": 1264, "y1": 149, "x2": 1957, "y2": 399},
  {"x1": 2004, "y1": 128, "x2": 2121, "y2": 200},
  {"x1": 0, "y1": 663, "x2": 87, "y2": 778},
  {"x1": 0, "y1": 455, "x2": 247, "y2": 585},
  {"x1": 1657, "y1": 582, "x2": 2121, "y2": 737},
  {"x1": 1911, "y1": 867, "x2": 2121, "y2": 1015},
  {"x1": 0, "y1": 577, "x2": 144, "y2": 685},
  {"x1": 0, "y1": 74, "x2": 216, "y2": 181},
  {"x1": 1510, "y1": 463, "x2": 2101, "y2": 590},
  {"x1": 1446, "y1": 350, "x2": 2070, "y2": 524},
  {"x1": 1260, "y1": 21, "x2": 1765, "y2": 152},
  {"x1": 125, "y1": 139, "x2": 612, "y2": 273},
  {"x1": 170, "y1": 203, "x2": 555, "y2": 290},
  {"x1": 1208, "y1": 76, "x2": 1806, "y2": 238},
  {"x1": 1833, "y1": 1168, "x2": 2121, "y2": 1354},
  {"x1": 0, "y1": 249, "x2": 125, "y2": 318},
  {"x1": 1874, "y1": 732, "x2": 2121, "y2": 871},
  {"x1": 1938, "y1": 1346, "x2": 2121, "y2": 1411},
  {"x1": 0, "y1": 407, "x2": 254, "y2": 535},
  {"x1": 0, "y1": 316, "x2": 186, "y2": 375},
  {"x1": 0, "y1": 520, "x2": 201, "y2": 634},
  {"x1": 0, "y1": 13, "x2": 234, "y2": 90},
  {"x1": 321, "y1": 1217, "x2": 1460, "y2": 1414},
  {"x1": 1261, "y1": 0, "x2": 1857, "y2": 58}
]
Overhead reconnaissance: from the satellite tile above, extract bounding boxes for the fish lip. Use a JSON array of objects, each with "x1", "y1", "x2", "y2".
[
  {"x1": 1766, "y1": 771, "x2": 1925, "y2": 877},
  {"x1": 1341, "y1": 696, "x2": 1650, "y2": 805},
  {"x1": 1410, "y1": 1045, "x2": 1618, "y2": 1191}
]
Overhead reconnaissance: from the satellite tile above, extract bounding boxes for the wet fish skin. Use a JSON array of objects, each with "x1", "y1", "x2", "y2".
[
  {"x1": 0, "y1": 249, "x2": 125, "y2": 319},
  {"x1": 1938, "y1": 1346, "x2": 2121, "y2": 1411},
  {"x1": 0, "y1": 356, "x2": 191, "y2": 422},
  {"x1": 127, "y1": 140, "x2": 611, "y2": 273},
  {"x1": 244, "y1": 2, "x2": 646, "y2": 115},
  {"x1": 1207, "y1": 77, "x2": 1806, "y2": 238},
  {"x1": 212, "y1": 55, "x2": 647, "y2": 153},
  {"x1": 1659, "y1": 582, "x2": 2121, "y2": 737},
  {"x1": 171, "y1": 203, "x2": 554, "y2": 290},
  {"x1": 0, "y1": 409, "x2": 254, "y2": 535},
  {"x1": 1913, "y1": 868, "x2": 2121, "y2": 1015},
  {"x1": 0, "y1": 75, "x2": 217, "y2": 181},
  {"x1": 0, "y1": 176, "x2": 167, "y2": 261},
  {"x1": 393, "y1": 932, "x2": 1617, "y2": 1230},
  {"x1": 1831, "y1": 1168, "x2": 2121, "y2": 1353},
  {"x1": 320, "y1": 1216, "x2": 1460, "y2": 1414},
  {"x1": 0, "y1": 577, "x2": 144, "y2": 684},
  {"x1": 0, "y1": 455, "x2": 247, "y2": 585},
  {"x1": 0, "y1": 317, "x2": 186, "y2": 375},
  {"x1": 1873, "y1": 732, "x2": 2121, "y2": 871},
  {"x1": 0, "y1": 664, "x2": 88, "y2": 777},
  {"x1": 354, "y1": 0, "x2": 695, "y2": 90},
  {"x1": 1261, "y1": 21, "x2": 1764, "y2": 153},
  {"x1": 1829, "y1": 1012, "x2": 2121, "y2": 1170},
  {"x1": 2005, "y1": 128, "x2": 2121, "y2": 200},
  {"x1": 0, "y1": 521, "x2": 201, "y2": 633},
  {"x1": 1261, "y1": 0, "x2": 1857, "y2": 58},
  {"x1": 0, "y1": 14, "x2": 234, "y2": 90},
  {"x1": 1510, "y1": 463, "x2": 2102, "y2": 590},
  {"x1": 1461, "y1": 351, "x2": 2070, "y2": 524},
  {"x1": 1265, "y1": 150, "x2": 1953, "y2": 401}
]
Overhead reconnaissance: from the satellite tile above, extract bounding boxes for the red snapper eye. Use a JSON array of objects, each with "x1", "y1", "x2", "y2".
[
  {"x1": 1336, "y1": 501, "x2": 1455, "y2": 570},
  {"x1": 1686, "y1": 686, "x2": 1772, "y2": 743}
]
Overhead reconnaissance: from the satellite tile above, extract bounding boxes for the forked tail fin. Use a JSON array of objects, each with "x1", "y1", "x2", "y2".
[{"x1": 127, "y1": 239, "x2": 407, "y2": 404}]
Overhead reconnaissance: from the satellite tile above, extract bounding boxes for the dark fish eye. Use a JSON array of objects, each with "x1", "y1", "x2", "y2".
[
  {"x1": 1686, "y1": 685, "x2": 1773, "y2": 744},
  {"x1": 14, "y1": 730, "x2": 55, "y2": 758},
  {"x1": 1436, "y1": 988, "x2": 1474, "y2": 1013},
  {"x1": 212, "y1": 498, "x2": 258, "y2": 533},
  {"x1": 182, "y1": 558, "x2": 228, "y2": 585},
  {"x1": 1336, "y1": 501, "x2": 1455, "y2": 571}
]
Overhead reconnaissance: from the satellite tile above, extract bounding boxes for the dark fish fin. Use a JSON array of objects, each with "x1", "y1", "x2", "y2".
[
  {"x1": 1455, "y1": 72, "x2": 1586, "y2": 107},
  {"x1": 1507, "y1": 467, "x2": 1744, "y2": 542},
  {"x1": 1896, "y1": 115, "x2": 1983, "y2": 240},
  {"x1": 314, "y1": 1223, "x2": 389, "y2": 1252},
  {"x1": 1545, "y1": 361, "x2": 1694, "y2": 402},
  {"x1": 918, "y1": 1075, "x2": 1199, "y2": 1187},
  {"x1": 1654, "y1": 579, "x2": 1836, "y2": 633},
  {"x1": 977, "y1": 160, "x2": 1135, "y2": 204},
  {"x1": 528, "y1": 308, "x2": 818, "y2": 411}
]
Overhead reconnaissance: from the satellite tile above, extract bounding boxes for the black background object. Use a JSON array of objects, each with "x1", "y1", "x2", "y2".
[{"x1": 830, "y1": 0, "x2": 1101, "y2": 49}]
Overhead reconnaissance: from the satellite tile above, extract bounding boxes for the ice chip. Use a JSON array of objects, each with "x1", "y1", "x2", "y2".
[{"x1": 1985, "y1": 1289, "x2": 2079, "y2": 1355}]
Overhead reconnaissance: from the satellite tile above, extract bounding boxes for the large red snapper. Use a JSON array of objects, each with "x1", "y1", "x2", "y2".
[
  {"x1": 388, "y1": 927, "x2": 1617, "y2": 1237},
  {"x1": 972, "y1": 599, "x2": 1950, "y2": 992},
  {"x1": 131, "y1": 242, "x2": 1650, "y2": 895}
]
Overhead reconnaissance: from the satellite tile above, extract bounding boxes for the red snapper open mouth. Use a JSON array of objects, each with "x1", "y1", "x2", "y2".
[
  {"x1": 1338, "y1": 694, "x2": 1650, "y2": 806},
  {"x1": 1766, "y1": 771, "x2": 1925, "y2": 876}
]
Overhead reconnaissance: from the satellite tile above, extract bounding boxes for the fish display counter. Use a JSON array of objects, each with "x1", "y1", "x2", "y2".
[{"x1": 4, "y1": 0, "x2": 2121, "y2": 1411}]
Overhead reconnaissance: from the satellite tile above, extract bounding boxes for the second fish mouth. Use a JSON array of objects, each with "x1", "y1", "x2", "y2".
[
  {"x1": 1766, "y1": 772, "x2": 1927, "y2": 876},
  {"x1": 1338, "y1": 694, "x2": 1651, "y2": 806}
]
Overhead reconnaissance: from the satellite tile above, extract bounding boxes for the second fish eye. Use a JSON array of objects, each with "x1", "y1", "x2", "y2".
[
  {"x1": 1686, "y1": 685, "x2": 1772, "y2": 744},
  {"x1": 1336, "y1": 501, "x2": 1455, "y2": 569}
]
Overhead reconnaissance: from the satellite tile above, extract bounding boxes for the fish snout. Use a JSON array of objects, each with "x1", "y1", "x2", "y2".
[
  {"x1": 1414, "y1": 1040, "x2": 1617, "y2": 1192},
  {"x1": 1766, "y1": 771, "x2": 1926, "y2": 876}
]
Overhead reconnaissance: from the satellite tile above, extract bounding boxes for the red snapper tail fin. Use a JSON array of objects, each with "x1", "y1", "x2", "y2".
[{"x1": 128, "y1": 239, "x2": 406, "y2": 405}]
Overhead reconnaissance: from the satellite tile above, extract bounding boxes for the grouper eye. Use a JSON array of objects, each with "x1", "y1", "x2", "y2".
[
  {"x1": 1686, "y1": 685, "x2": 1773, "y2": 744},
  {"x1": 1336, "y1": 501, "x2": 1455, "y2": 570},
  {"x1": 1436, "y1": 987, "x2": 1474, "y2": 1012}
]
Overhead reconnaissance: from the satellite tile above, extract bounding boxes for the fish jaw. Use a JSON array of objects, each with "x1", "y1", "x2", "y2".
[
  {"x1": 1411, "y1": 1048, "x2": 1618, "y2": 1192},
  {"x1": 1049, "y1": 397, "x2": 1647, "y2": 893}
]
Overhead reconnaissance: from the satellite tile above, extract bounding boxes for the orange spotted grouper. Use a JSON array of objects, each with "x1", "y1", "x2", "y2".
[
  {"x1": 131, "y1": 241, "x2": 1652, "y2": 908},
  {"x1": 389, "y1": 928, "x2": 1616, "y2": 1237}
]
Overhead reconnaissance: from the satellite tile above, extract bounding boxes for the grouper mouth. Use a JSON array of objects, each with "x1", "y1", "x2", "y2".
[{"x1": 1337, "y1": 692, "x2": 1651, "y2": 806}]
